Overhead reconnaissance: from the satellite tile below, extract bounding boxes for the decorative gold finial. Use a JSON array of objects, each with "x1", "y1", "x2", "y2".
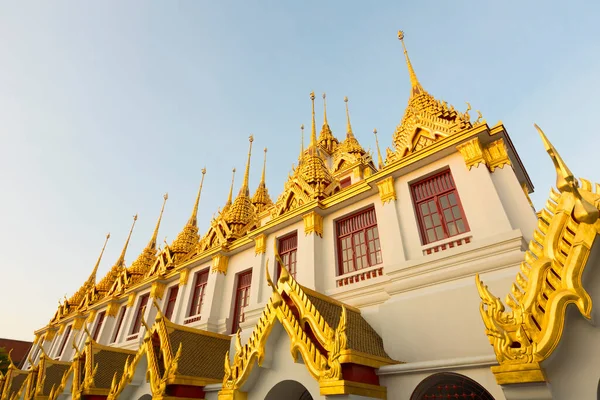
[
  {"x1": 322, "y1": 92, "x2": 329, "y2": 126},
  {"x1": 260, "y1": 148, "x2": 267, "y2": 185},
  {"x1": 240, "y1": 135, "x2": 254, "y2": 196},
  {"x1": 188, "y1": 168, "x2": 207, "y2": 226},
  {"x1": 88, "y1": 233, "x2": 110, "y2": 284},
  {"x1": 373, "y1": 128, "x2": 384, "y2": 169},
  {"x1": 344, "y1": 96, "x2": 354, "y2": 137},
  {"x1": 398, "y1": 30, "x2": 423, "y2": 98},
  {"x1": 148, "y1": 193, "x2": 168, "y2": 249},
  {"x1": 300, "y1": 124, "x2": 305, "y2": 159},
  {"x1": 226, "y1": 168, "x2": 236, "y2": 206},
  {"x1": 310, "y1": 92, "x2": 317, "y2": 148},
  {"x1": 115, "y1": 215, "x2": 137, "y2": 267}
]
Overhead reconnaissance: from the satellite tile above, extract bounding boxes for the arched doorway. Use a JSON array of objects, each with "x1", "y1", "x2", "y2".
[
  {"x1": 410, "y1": 372, "x2": 496, "y2": 400},
  {"x1": 264, "y1": 380, "x2": 313, "y2": 400}
]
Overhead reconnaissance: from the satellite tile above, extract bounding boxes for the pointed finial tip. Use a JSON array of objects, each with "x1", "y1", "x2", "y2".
[
  {"x1": 310, "y1": 92, "x2": 315, "y2": 100},
  {"x1": 249, "y1": 135, "x2": 254, "y2": 142},
  {"x1": 233, "y1": 167, "x2": 236, "y2": 173},
  {"x1": 344, "y1": 96, "x2": 348, "y2": 103},
  {"x1": 201, "y1": 167, "x2": 207, "y2": 175},
  {"x1": 264, "y1": 147, "x2": 267, "y2": 153},
  {"x1": 133, "y1": 214, "x2": 138, "y2": 221},
  {"x1": 164, "y1": 193, "x2": 168, "y2": 200},
  {"x1": 301, "y1": 124, "x2": 304, "y2": 130},
  {"x1": 373, "y1": 128, "x2": 378, "y2": 134},
  {"x1": 398, "y1": 30, "x2": 404, "y2": 40},
  {"x1": 322, "y1": 92, "x2": 326, "y2": 99},
  {"x1": 106, "y1": 233, "x2": 111, "y2": 239}
]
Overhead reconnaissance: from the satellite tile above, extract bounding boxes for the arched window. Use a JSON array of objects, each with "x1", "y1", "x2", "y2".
[
  {"x1": 410, "y1": 372, "x2": 495, "y2": 400},
  {"x1": 137, "y1": 395, "x2": 152, "y2": 400}
]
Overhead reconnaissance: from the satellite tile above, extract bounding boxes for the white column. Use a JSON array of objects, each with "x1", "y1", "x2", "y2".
[
  {"x1": 200, "y1": 271, "x2": 227, "y2": 333},
  {"x1": 373, "y1": 191, "x2": 406, "y2": 264}
]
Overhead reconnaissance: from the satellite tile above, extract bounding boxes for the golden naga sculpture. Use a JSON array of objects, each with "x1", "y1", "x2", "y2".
[
  {"x1": 387, "y1": 31, "x2": 475, "y2": 164},
  {"x1": 475, "y1": 124, "x2": 600, "y2": 384}
]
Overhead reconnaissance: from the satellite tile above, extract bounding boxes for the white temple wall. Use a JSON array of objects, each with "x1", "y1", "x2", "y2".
[{"x1": 488, "y1": 165, "x2": 537, "y2": 243}]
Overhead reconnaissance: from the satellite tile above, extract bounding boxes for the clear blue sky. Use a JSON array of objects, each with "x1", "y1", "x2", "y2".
[{"x1": 1, "y1": 1, "x2": 599, "y2": 340}]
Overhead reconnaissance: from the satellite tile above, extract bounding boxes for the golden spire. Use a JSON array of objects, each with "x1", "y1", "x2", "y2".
[
  {"x1": 239, "y1": 135, "x2": 254, "y2": 197},
  {"x1": 299, "y1": 124, "x2": 305, "y2": 160},
  {"x1": 373, "y1": 128, "x2": 384, "y2": 169},
  {"x1": 68, "y1": 233, "x2": 110, "y2": 305},
  {"x1": 115, "y1": 214, "x2": 138, "y2": 267},
  {"x1": 318, "y1": 93, "x2": 338, "y2": 154},
  {"x1": 188, "y1": 168, "x2": 206, "y2": 227},
  {"x1": 260, "y1": 147, "x2": 267, "y2": 185},
  {"x1": 344, "y1": 96, "x2": 354, "y2": 137},
  {"x1": 96, "y1": 215, "x2": 137, "y2": 293},
  {"x1": 225, "y1": 168, "x2": 236, "y2": 207},
  {"x1": 149, "y1": 193, "x2": 168, "y2": 249},
  {"x1": 323, "y1": 93, "x2": 329, "y2": 127},
  {"x1": 252, "y1": 147, "x2": 273, "y2": 213},
  {"x1": 310, "y1": 92, "x2": 317, "y2": 148},
  {"x1": 398, "y1": 30, "x2": 424, "y2": 98}
]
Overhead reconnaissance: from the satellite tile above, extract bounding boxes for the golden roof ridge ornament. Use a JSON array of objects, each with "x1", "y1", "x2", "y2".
[
  {"x1": 398, "y1": 30, "x2": 424, "y2": 98},
  {"x1": 170, "y1": 169, "x2": 206, "y2": 256},
  {"x1": 239, "y1": 135, "x2": 254, "y2": 197},
  {"x1": 373, "y1": 128, "x2": 384, "y2": 169},
  {"x1": 225, "y1": 168, "x2": 236, "y2": 209},
  {"x1": 299, "y1": 124, "x2": 305, "y2": 162},
  {"x1": 344, "y1": 96, "x2": 354, "y2": 137},
  {"x1": 309, "y1": 92, "x2": 318, "y2": 153},
  {"x1": 188, "y1": 168, "x2": 207, "y2": 227},
  {"x1": 149, "y1": 193, "x2": 168, "y2": 250}
]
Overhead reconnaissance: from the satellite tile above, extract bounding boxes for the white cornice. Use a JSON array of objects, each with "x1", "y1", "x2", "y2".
[{"x1": 377, "y1": 354, "x2": 498, "y2": 375}]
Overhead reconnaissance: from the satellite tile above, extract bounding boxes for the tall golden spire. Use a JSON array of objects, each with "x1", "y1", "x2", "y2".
[
  {"x1": 96, "y1": 215, "x2": 137, "y2": 293},
  {"x1": 188, "y1": 168, "x2": 206, "y2": 227},
  {"x1": 149, "y1": 193, "x2": 168, "y2": 249},
  {"x1": 225, "y1": 168, "x2": 236, "y2": 208},
  {"x1": 323, "y1": 93, "x2": 329, "y2": 127},
  {"x1": 129, "y1": 194, "x2": 168, "y2": 279},
  {"x1": 69, "y1": 233, "x2": 110, "y2": 305},
  {"x1": 310, "y1": 92, "x2": 317, "y2": 149},
  {"x1": 299, "y1": 124, "x2": 305, "y2": 161},
  {"x1": 260, "y1": 147, "x2": 267, "y2": 185},
  {"x1": 373, "y1": 128, "x2": 384, "y2": 169},
  {"x1": 318, "y1": 93, "x2": 338, "y2": 154},
  {"x1": 344, "y1": 96, "x2": 354, "y2": 137},
  {"x1": 398, "y1": 30, "x2": 424, "y2": 98},
  {"x1": 239, "y1": 135, "x2": 254, "y2": 196},
  {"x1": 252, "y1": 147, "x2": 273, "y2": 213}
]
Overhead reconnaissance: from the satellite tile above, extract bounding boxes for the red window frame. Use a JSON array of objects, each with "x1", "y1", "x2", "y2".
[
  {"x1": 232, "y1": 270, "x2": 252, "y2": 334},
  {"x1": 340, "y1": 176, "x2": 352, "y2": 189},
  {"x1": 56, "y1": 325, "x2": 72, "y2": 357},
  {"x1": 130, "y1": 294, "x2": 150, "y2": 335},
  {"x1": 111, "y1": 306, "x2": 126, "y2": 343},
  {"x1": 411, "y1": 169, "x2": 470, "y2": 245},
  {"x1": 164, "y1": 285, "x2": 180, "y2": 320},
  {"x1": 92, "y1": 311, "x2": 106, "y2": 341},
  {"x1": 336, "y1": 206, "x2": 383, "y2": 275},
  {"x1": 188, "y1": 269, "x2": 209, "y2": 317},
  {"x1": 277, "y1": 232, "x2": 298, "y2": 280}
]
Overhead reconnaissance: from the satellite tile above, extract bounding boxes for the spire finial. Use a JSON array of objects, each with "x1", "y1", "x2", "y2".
[
  {"x1": 260, "y1": 148, "x2": 267, "y2": 185},
  {"x1": 116, "y1": 215, "x2": 137, "y2": 267},
  {"x1": 189, "y1": 168, "x2": 206, "y2": 226},
  {"x1": 373, "y1": 128, "x2": 384, "y2": 169},
  {"x1": 300, "y1": 124, "x2": 305, "y2": 159},
  {"x1": 310, "y1": 92, "x2": 317, "y2": 148},
  {"x1": 90, "y1": 233, "x2": 110, "y2": 280},
  {"x1": 240, "y1": 135, "x2": 254, "y2": 196},
  {"x1": 398, "y1": 30, "x2": 424, "y2": 98},
  {"x1": 344, "y1": 96, "x2": 354, "y2": 137},
  {"x1": 322, "y1": 93, "x2": 329, "y2": 126},
  {"x1": 149, "y1": 193, "x2": 168, "y2": 249},
  {"x1": 226, "y1": 168, "x2": 236, "y2": 206}
]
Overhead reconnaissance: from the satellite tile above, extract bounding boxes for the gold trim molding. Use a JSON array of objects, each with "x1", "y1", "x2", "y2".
[
  {"x1": 212, "y1": 254, "x2": 230, "y2": 274},
  {"x1": 376, "y1": 176, "x2": 396, "y2": 204},
  {"x1": 150, "y1": 282, "x2": 166, "y2": 300},
  {"x1": 73, "y1": 316, "x2": 86, "y2": 331},
  {"x1": 87, "y1": 309, "x2": 98, "y2": 323},
  {"x1": 254, "y1": 234, "x2": 266, "y2": 255},
  {"x1": 106, "y1": 302, "x2": 120, "y2": 318},
  {"x1": 179, "y1": 269, "x2": 190, "y2": 286},
  {"x1": 127, "y1": 293, "x2": 136, "y2": 308},
  {"x1": 490, "y1": 362, "x2": 547, "y2": 385},
  {"x1": 303, "y1": 211, "x2": 323, "y2": 237},
  {"x1": 457, "y1": 137, "x2": 512, "y2": 172}
]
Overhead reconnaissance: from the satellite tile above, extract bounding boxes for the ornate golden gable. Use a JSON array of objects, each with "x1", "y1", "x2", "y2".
[
  {"x1": 386, "y1": 31, "x2": 475, "y2": 164},
  {"x1": 476, "y1": 125, "x2": 600, "y2": 385}
]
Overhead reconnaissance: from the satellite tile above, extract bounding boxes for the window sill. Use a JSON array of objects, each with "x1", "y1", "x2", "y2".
[
  {"x1": 184, "y1": 315, "x2": 202, "y2": 325},
  {"x1": 421, "y1": 234, "x2": 473, "y2": 256},
  {"x1": 126, "y1": 333, "x2": 139, "y2": 341},
  {"x1": 336, "y1": 264, "x2": 384, "y2": 288}
]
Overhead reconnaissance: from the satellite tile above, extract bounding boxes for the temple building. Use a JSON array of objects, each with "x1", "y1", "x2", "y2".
[{"x1": 2, "y1": 31, "x2": 599, "y2": 400}]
